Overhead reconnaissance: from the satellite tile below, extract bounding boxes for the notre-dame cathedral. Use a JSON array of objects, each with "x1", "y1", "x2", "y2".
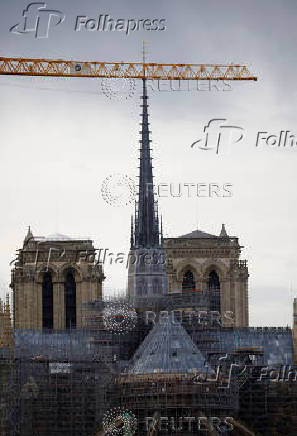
[{"x1": 0, "y1": 79, "x2": 296, "y2": 436}]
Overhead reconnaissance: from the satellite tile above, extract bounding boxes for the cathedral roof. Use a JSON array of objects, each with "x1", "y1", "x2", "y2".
[
  {"x1": 32, "y1": 233, "x2": 91, "y2": 242},
  {"x1": 129, "y1": 316, "x2": 210, "y2": 375},
  {"x1": 45, "y1": 233, "x2": 72, "y2": 241},
  {"x1": 178, "y1": 229, "x2": 218, "y2": 239}
]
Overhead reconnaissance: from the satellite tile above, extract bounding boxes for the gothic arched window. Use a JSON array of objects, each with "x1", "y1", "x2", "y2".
[
  {"x1": 42, "y1": 272, "x2": 53, "y2": 329},
  {"x1": 64, "y1": 270, "x2": 76, "y2": 329},
  {"x1": 208, "y1": 270, "x2": 220, "y2": 290},
  {"x1": 182, "y1": 270, "x2": 196, "y2": 293},
  {"x1": 153, "y1": 279, "x2": 159, "y2": 294},
  {"x1": 207, "y1": 270, "x2": 221, "y2": 312}
]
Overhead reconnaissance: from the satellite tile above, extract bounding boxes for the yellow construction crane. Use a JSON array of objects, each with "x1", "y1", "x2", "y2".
[{"x1": 0, "y1": 56, "x2": 257, "y2": 81}]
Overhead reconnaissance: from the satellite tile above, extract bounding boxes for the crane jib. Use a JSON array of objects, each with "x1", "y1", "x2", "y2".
[{"x1": 0, "y1": 57, "x2": 258, "y2": 81}]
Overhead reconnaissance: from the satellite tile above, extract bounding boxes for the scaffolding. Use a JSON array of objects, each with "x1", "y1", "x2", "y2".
[{"x1": 0, "y1": 295, "x2": 296, "y2": 436}]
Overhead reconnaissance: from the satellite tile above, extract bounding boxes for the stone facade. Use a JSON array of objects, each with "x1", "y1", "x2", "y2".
[
  {"x1": 11, "y1": 229, "x2": 105, "y2": 330},
  {"x1": 293, "y1": 298, "x2": 297, "y2": 363},
  {"x1": 127, "y1": 248, "x2": 168, "y2": 301},
  {"x1": 163, "y1": 226, "x2": 249, "y2": 327}
]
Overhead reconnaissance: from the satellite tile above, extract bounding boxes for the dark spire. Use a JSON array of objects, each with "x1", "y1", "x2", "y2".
[{"x1": 132, "y1": 79, "x2": 160, "y2": 249}]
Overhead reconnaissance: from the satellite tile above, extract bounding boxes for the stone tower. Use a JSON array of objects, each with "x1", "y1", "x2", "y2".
[
  {"x1": 164, "y1": 225, "x2": 249, "y2": 327},
  {"x1": 11, "y1": 229, "x2": 105, "y2": 330}
]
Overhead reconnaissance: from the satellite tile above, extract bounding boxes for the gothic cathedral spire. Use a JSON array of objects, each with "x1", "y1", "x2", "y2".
[{"x1": 132, "y1": 79, "x2": 160, "y2": 249}]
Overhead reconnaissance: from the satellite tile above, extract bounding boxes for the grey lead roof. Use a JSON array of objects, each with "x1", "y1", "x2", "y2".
[
  {"x1": 178, "y1": 229, "x2": 218, "y2": 239},
  {"x1": 129, "y1": 316, "x2": 210, "y2": 375}
]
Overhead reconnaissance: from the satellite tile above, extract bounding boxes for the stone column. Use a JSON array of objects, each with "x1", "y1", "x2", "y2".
[
  {"x1": 221, "y1": 278, "x2": 232, "y2": 327},
  {"x1": 35, "y1": 280, "x2": 42, "y2": 330},
  {"x1": 53, "y1": 281, "x2": 65, "y2": 330},
  {"x1": 76, "y1": 281, "x2": 82, "y2": 329}
]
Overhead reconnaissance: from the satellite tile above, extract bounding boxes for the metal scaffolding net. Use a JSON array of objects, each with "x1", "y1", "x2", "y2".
[{"x1": 0, "y1": 295, "x2": 296, "y2": 436}]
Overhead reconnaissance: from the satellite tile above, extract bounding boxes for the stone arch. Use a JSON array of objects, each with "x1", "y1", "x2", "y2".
[
  {"x1": 176, "y1": 259, "x2": 201, "y2": 283},
  {"x1": 36, "y1": 265, "x2": 58, "y2": 284},
  {"x1": 176, "y1": 260, "x2": 201, "y2": 293},
  {"x1": 201, "y1": 259, "x2": 227, "y2": 282},
  {"x1": 201, "y1": 260, "x2": 227, "y2": 313},
  {"x1": 60, "y1": 263, "x2": 83, "y2": 283}
]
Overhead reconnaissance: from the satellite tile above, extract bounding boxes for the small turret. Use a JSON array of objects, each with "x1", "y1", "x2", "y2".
[
  {"x1": 24, "y1": 226, "x2": 34, "y2": 245},
  {"x1": 220, "y1": 223, "x2": 228, "y2": 238}
]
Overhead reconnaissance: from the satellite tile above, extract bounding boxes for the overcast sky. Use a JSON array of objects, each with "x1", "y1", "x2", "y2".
[{"x1": 0, "y1": 0, "x2": 296, "y2": 326}]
